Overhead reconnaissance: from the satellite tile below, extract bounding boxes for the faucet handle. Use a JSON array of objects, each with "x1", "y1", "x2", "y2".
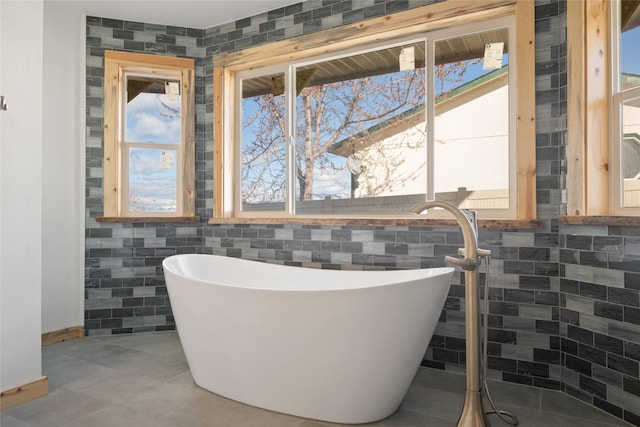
[
  {"x1": 477, "y1": 248, "x2": 491, "y2": 257},
  {"x1": 456, "y1": 247, "x2": 492, "y2": 257},
  {"x1": 444, "y1": 255, "x2": 477, "y2": 271}
]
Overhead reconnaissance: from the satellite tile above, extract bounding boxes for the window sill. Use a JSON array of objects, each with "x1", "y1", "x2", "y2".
[
  {"x1": 208, "y1": 216, "x2": 540, "y2": 229},
  {"x1": 96, "y1": 216, "x2": 200, "y2": 223},
  {"x1": 560, "y1": 216, "x2": 640, "y2": 227}
]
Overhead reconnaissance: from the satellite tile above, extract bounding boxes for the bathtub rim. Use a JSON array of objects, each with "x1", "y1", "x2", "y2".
[{"x1": 162, "y1": 253, "x2": 455, "y2": 292}]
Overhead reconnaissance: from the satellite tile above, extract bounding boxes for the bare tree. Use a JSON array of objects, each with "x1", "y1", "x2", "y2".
[
  {"x1": 241, "y1": 57, "x2": 484, "y2": 204},
  {"x1": 241, "y1": 94, "x2": 287, "y2": 204},
  {"x1": 241, "y1": 68, "x2": 427, "y2": 204},
  {"x1": 434, "y1": 59, "x2": 482, "y2": 97}
]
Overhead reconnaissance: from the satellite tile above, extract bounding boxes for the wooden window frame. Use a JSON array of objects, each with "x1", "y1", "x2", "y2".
[
  {"x1": 211, "y1": 0, "x2": 535, "y2": 224},
  {"x1": 566, "y1": 0, "x2": 640, "y2": 219},
  {"x1": 101, "y1": 51, "x2": 197, "y2": 222}
]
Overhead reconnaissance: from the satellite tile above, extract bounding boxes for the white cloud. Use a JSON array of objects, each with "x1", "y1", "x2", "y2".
[
  {"x1": 311, "y1": 165, "x2": 350, "y2": 199},
  {"x1": 129, "y1": 179, "x2": 177, "y2": 212},
  {"x1": 129, "y1": 149, "x2": 176, "y2": 175},
  {"x1": 126, "y1": 94, "x2": 181, "y2": 143}
]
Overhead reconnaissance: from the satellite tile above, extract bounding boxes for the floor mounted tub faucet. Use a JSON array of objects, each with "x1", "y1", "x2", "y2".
[{"x1": 410, "y1": 200, "x2": 489, "y2": 427}]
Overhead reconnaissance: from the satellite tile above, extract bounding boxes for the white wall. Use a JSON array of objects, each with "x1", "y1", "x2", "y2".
[
  {"x1": 0, "y1": 0, "x2": 45, "y2": 391},
  {"x1": 41, "y1": 1, "x2": 85, "y2": 334},
  {"x1": 0, "y1": 0, "x2": 85, "y2": 393}
]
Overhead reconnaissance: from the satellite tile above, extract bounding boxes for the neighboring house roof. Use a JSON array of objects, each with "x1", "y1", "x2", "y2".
[
  {"x1": 622, "y1": 72, "x2": 640, "y2": 90},
  {"x1": 329, "y1": 65, "x2": 508, "y2": 157}
]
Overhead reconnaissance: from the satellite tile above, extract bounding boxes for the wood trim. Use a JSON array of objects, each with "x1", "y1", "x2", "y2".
[
  {"x1": 560, "y1": 215, "x2": 640, "y2": 227},
  {"x1": 209, "y1": 216, "x2": 540, "y2": 229},
  {"x1": 566, "y1": 0, "x2": 587, "y2": 216},
  {"x1": 215, "y1": 1, "x2": 516, "y2": 70},
  {"x1": 0, "y1": 377, "x2": 48, "y2": 410},
  {"x1": 515, "y1": 0, "x2": 536, "y2": 220},
  {"x1": 584, "y1": 0, "x2": 609, "y2": 215},
  {"x1": 213, "y1": 65, "x2": 225, "y2": 218},
  {"x1": 41, "y1": 326, "x2": 84, "y2": 347},
  {"x1": 103, "y1": 56, "x2": 119, "y2": 217},
  {"x1": 105, "y1": 50, "x2": 194, "y2": 69},
  {"x1": 182, "y1": 67, "x2": 196, "y2": 216},
  {"x1": 96, "y1": 216, "x2": 200, "y2": 223}
]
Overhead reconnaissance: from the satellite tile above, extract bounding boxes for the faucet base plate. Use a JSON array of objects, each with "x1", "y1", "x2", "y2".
[{"x1": 457, "y1": 389, "x2": 489, "y2": 427}]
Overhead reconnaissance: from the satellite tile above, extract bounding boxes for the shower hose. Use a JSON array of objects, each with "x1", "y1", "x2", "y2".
[{"x1": 481, "y1": 254, "x2": 520, "y2": 425}]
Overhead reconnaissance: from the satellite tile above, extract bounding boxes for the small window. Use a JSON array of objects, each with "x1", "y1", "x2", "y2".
[{"x1": 102, "y1": 51, "x2": 195, "y2": 219}]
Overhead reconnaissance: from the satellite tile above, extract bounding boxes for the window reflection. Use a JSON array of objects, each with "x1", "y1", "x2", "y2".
[{"x1": 619, "y1": 1, "x2": 640, "y2": 207}]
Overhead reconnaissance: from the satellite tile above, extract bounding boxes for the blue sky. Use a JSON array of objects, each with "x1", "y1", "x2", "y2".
[
  {"x1": 622, "y1": 25, "x2": 640, "y2": 77},
  {"x1": 125, "y1": 92, "x2": 180, "y2": 212}
]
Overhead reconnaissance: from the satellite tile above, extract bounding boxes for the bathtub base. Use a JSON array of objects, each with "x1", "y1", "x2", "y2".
[{"x1": 191, "y1": 379, "x2": 405, "y2": 424}]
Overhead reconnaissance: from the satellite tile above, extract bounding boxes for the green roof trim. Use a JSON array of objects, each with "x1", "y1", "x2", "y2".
[
  {"x1": 330, "y1": 65, "x2": 509, "y2": 154},
  {"x1": 622, "y1": 73, "x2": 640, "y2": 83},
  {"x1": 435, "y1": 64, "x2": 508, "y2": 104}
]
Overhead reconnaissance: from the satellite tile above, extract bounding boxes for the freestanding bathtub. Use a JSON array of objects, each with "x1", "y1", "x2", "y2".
[{"x1": 162, "y1": 254, "x2": 453, "y2": 424}]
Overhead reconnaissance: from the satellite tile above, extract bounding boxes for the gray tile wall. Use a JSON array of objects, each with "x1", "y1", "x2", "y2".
[
  {"x1": 559, "y1": 224, "x2": 640, "y2": 424},
  {"x1": 85, "y1": 17, "x2": 207, "y2": 334},
  {"x1": 84, "y1": 1, "x2": 640, "y2": 424}
]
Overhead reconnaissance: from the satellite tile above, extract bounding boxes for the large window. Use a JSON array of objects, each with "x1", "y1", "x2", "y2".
[
  {"x1": 102, "y1": 51, "x2": 196, "y2": 220},
  {"x1": 213, "y1": 1, "x2": 535, "y2": 221}
]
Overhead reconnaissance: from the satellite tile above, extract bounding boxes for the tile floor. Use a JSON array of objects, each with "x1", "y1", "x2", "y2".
[{"x1": 1, "y1": 331, "x2": 632, "y2": 427}]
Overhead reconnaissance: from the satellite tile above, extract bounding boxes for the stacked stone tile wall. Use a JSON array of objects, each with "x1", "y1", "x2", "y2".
[
  {"x1": 559, "y1": 224, "x2": 640, "y2": 424},
  {"x1": 84, "y1": 1, "x2": 640, "y2": 424}
]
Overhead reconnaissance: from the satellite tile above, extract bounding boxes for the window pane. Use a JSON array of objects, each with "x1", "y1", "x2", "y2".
[
  {"x1": 622, "y1": 95, "x2": 640, "y2": 207},
  {"x1": 294, "y1": 41, "x2": 427, "y2": 215},
  {"x1": 125, "y1": 76, "x2": 182, "y2": 144},
  {"x1": 621, "y1": 1, "x2": 640, "y2": 90},
  {"x1": 240, "y1": 72, "x2": 287, "y2": 211},
  {"x1": 128, "y1": 147, "x2": 177, "y2": 213},
  {"x1": 434, "y1": 28, "x2": 510, "y2": 210}
]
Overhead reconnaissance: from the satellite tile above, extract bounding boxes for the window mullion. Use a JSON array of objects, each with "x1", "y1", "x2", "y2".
[
  {"x1": 426, "y1": 38, "x2": 435, "y2": 203},
  {"x1": 286, "y1": 66, "x2": 296, "y2": 216}
]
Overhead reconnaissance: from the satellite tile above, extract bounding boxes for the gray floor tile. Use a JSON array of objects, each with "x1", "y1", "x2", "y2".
[
  {"x1": 374, "y1": 409, "x2": 453, "y2": 427},
  {"x1": 0, "y1": 415, "x2": 34, "y2": 427},
  {"x1": 42, "y1": 353, "x2": 114, "y2": 389},
  {"x1": 2, "y1": 331, "x2": 634, "y2": 427},
  {"x1": 411, "y1": 365, "x2": 466, "y2": 394},
  {"x1": 540, "y1": 389, "x2": 627, "y2": 424},
  {"x1": 400, "y1": 386, "x2": 463, "y2": 421},
  {"x1": 1, "y1": 387, "x2": 105, "y2": 427},
  {"x1": 58, "y1": 404, "x2": 175, "y2": 427},
  {"x1": 483, "y1": 378, "x2": 542, "y2": 411}
]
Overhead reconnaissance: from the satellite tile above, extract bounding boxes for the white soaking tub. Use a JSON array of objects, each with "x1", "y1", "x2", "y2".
[{"x1": 163, "y1": 254, "x2": 453, "y2": 424}]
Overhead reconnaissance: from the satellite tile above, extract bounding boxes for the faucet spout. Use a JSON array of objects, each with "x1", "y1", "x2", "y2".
[{"x1": 410, "y1": 200, "x2": 478, "y2": 271}]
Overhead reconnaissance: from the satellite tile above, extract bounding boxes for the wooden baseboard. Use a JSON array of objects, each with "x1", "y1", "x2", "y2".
[
  {"x1": 0, "y1": 377, "x2": 48, "y2": 410},
  {"x1": 41, "y1": 326, "x2": 84, "y2": 347}
]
